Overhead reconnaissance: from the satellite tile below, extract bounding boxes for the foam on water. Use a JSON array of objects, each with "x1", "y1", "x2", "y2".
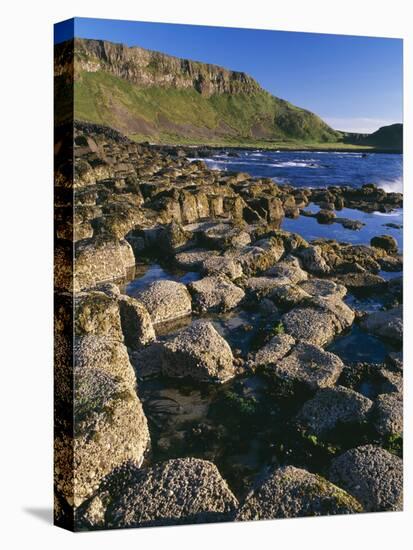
[
  {"x1": 187, "y1": 149, "x2": 402, "y2": 190},
  {"x1": 269, "y1": 161, "x2": 320, "y2": 168},
  {"x1": 376, "y1": 176, "x2": 403, "y2": 193}
]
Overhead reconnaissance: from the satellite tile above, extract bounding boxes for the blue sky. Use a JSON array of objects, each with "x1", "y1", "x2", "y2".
[{"x1": 55, "y1": 17, "x2": 403, "y2": 133}]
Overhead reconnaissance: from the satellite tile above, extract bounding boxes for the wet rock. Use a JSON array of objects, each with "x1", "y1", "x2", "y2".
[
  {"x1": 265, "y1": 255, "x2": 308, "y2": 284},
  {"x1": 296, "y1": 386, "x2": 373, "y2": 436},
  {"x1": 254, "y1": 334, "x2": 296, "y2": 368},
  {"x1": 329, "y1": 445, "x2": 403, "y2": 512},
  {"x1": 74, "y1": 238, "x2": 135, "y2": 292},
  {"x1": 361, "y1": 306, "x2": 402, "y2": 343},
  {"x1": 336, "y1": 218, "x2": 364, "y2": 230},
  {"x1": 295, "y1": 245, "x2": 330, "y2": 275},
  {"x1": 74, "y1": 291, "x2": 123, "y2": 341},
  {"x1": 316, "y1": 209, "x2": 336, "y2": 224},
  {"x1": 371, "y1": 393, "x2": 403, "y2": 437},
  {"x1": 235, "y1": 466, "x2": 362, "y2": 520},
  {"x1": 161, "y1": 321, "x2": 236, "y2": 383},
  {"x1": 378, "y1": 255, "x2": 403, "y2": 272},
  {"x1": 371, "y1": 235, "x2": 398, "y2": 253},
  {"x1": 202, "y1": 256, "x2": 243, "y2": 280},
  {"x1": 383, "y1": 222, "x2": 402, "y2": 230},
  {"x1": 175, "y1": 248, "x2": 217, "y2": 270},
  {"x1": 134, "y1": 280, "x2": 192, "y2": 325},
  {"x1": 74, "y1": 335, "x2": 136, "y2": 388},
  {"x1": 118, "y1": 295, "x2": 155, "y2": 349},
  {"x1": 387, "y1": 275, "x2": 402, "y2": 302},
  {"x1": 106, "y1": 458, "x2": 238, "y2": 528},
  {"x1": 188, "y1": 275, "x2": 245, "y2": 313},
  {"x1": 55, "y1": 368, "x2": 150, "y2": 508},
  {"x1": 271, "y1": 342, "x2": 344, "y2": 390}
]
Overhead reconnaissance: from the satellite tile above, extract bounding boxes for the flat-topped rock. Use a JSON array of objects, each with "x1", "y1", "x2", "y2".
[
  {"x1": 74, "y1": 335, "x2": 136, "y2": 389},
  {"x1": 74, "y1": 238, "x2": 135, "y2": 292},
  {"x1": 74, "y1": 291, "x2": 123, "y2": 341},
  {"x1": 265, "y1": 255, "x2": 308, "y2": 283},
  {"x1": 106, "y1": 458, "x2": 238, "y2": 528},
  {"x1": 329, "y1": 445, "x2": 403, "y2": 512},
  {"x1": 300, "y1": 278, "x2": 347, "y2": 299},
  {"x1": 161, "y1": 321, "x2": 236, "y2": 383},
  {"x1": 202, "y1": 255, "x2": 243, "y2": 280},
  {"x1": 281, "y1": 295, "x2": 354, "y2": 346},
  {"x1": 272, "y1": 342, "x2": 344, "y2": 390},
  {"x1": 175, "y1": 248, "x2": 217, "y2": 270},
  {"x1": 188, "y1": 275, "x2": 245, "y2": 313},
  {"x1": 254, "y1": 334, "x2": 296, "y2": 368},
  {"x1": 334, "y1": 272, "x2": 386, "y2": 294},
  {"x1": 202, "y1": 223, "x2": 251, "y2": 249},
  {"x1": 281, "y1": 307, "x2": 334, "y2": 346},
  {"x1": 296, "y1": 386, "x2": 373, "y2": 436},
  {"x1": 235, "y1": 466, "x2": 362, "y2": 520},
  {"x1": 308, "y1": 295, "x2": 355, "y2": 331},
  {"x1": 134, "y1": 280, "x2": 192, "y2": 325}
]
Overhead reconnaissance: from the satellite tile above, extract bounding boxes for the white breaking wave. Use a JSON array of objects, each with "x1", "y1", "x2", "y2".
[
  {"x1": 376, "y1": 177, "x2": 403, "y2": 193},
  {"x1": 373, "y1": 210, "x2": 402, "y2": 217},
  {"x1": 207, "y1": 162, "x2": 228, "y2": 171},
  {"x1": 269, "y1": 161, "x2": 320, "y2": 168}
]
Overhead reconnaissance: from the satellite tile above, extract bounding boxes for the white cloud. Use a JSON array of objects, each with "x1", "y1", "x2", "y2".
[{"x1": 322, "y1": 117, "x2": 399, "y2": 134}]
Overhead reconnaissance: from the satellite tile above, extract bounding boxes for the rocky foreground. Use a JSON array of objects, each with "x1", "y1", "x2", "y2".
[{"x1": 54, "y1": 122, "x2": 403, "y2": 530}]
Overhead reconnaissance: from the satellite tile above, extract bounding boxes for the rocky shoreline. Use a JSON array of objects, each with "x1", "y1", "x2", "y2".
[{"x1": 54, "y1": 121, "x2": 403, "y2": 529}]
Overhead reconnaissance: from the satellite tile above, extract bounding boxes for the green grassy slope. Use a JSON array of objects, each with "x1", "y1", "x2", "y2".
[
  {"x1": 54, "y1": 38, "x2": 401, "y2": 150},
  {"x1": 72, "y1": 69, "x2": 342, "y2": 146},
  {"x1": 362, "y1": 123, "x2": 403, "y2": 150}
]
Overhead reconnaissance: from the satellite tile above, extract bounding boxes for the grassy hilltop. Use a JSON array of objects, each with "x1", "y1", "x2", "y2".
[{"x1": 54, "y1": 38, "x2": 402, "y2": 151}]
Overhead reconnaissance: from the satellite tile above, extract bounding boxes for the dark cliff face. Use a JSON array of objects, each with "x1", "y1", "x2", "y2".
[
  {"x1": 55, "y1": 38, "x2": 341, "y2": 143},
  {"x1": 74, "y1": 38, "x2": 261, "y2": 97}
]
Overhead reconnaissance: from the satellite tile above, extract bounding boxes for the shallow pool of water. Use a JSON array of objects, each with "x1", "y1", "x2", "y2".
[
  {"x1": 327, "y1": 324, "x2": 397, "y2": 364},
  {"x1": 282, "y1": 204, "x2": 403, "y2": 249},
  {"x1": 124, "y1": 262, "x2": 201, "y2": 297}
]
